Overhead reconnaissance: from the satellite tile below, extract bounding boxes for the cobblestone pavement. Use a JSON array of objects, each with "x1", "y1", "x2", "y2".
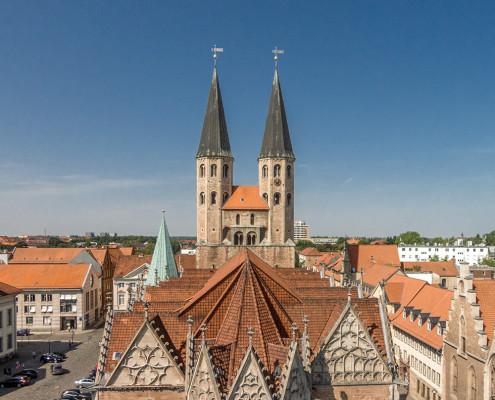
[{"x1": 0, "y1": 326, "x2": 103, "y2": 400}]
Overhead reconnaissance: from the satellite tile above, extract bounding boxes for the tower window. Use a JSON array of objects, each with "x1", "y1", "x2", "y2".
[
  {"x1": 274, "y1": 164, "x2": 281, "y2": 177},
  {"x1": 223, "y1": 164, "x2": 229, "y2": 178},
  {"x1": 236, "y1": 214, "x2": 240, "y2": 225},
  {"x1": 211, "y1": 192, "x2": 217, "y2": 205},
  {"x1": 247, "y1": 232, "x2": 256, "y2": 245},
  {"x1": 262, "y1": 193, "x2": 268, "y2": 202},
  {"x1": 274, "y1": 193, "x2": 280, "y2": 205},
  {"x1": 234, "y1": 232, "x2": 243, "y2": 245},
  {"x1": 250, "y1": 213, "x2": 255, "y2": 225},
  {"x1": 262, "y1": 165, "x2": 268, "y2": 178},
  {"x1": 223, "y1": 192, "x2": 229, "y2": 203},
  {"x1": 287, "y1": 193, "x2": 291, "y2": 206},
  {"x1": 287, "y1": 165, "x2": 291, "y2": 178},
  {"x1": 200, "y1": 192, "x2": 205, "y2": 205},
  {"x1": 200, "y1": 164, "x2": 205, "y2": 178},
  {"x1": 211, "y1": 164, "x2": 217, "y2": 177}
]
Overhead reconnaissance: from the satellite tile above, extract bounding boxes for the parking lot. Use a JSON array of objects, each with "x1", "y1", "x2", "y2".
[{"x1": 0, "y1": 326, "x2": 103, "y2": 400}]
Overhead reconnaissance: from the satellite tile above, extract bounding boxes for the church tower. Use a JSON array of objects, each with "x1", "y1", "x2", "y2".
[
  {"x1": 196, "y1": 66, "x2": 234, "y2": 245},
  {"x1": 258, "y1": 68, "x2": 295, "y2": 244}
]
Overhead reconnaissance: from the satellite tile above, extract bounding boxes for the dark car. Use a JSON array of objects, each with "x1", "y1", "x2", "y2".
[
  {"x1": 16, "y1": 328, "x2": 30, "y2": 336},
  {"x1": 12, "y1": 369, "x2": 38, "y2": 379},
  {"x1": 40, "y1": 354, "x2": 62, "y2": 363},
  {"x1": 53, "y1": 351, "x2": 67, "y2": 359},
  {"x1": 0, "y1": 376, "x2": 29, "y2": 388},
  {"x1": 61, "y1": 389, "x2": 91, "y2": 399}
]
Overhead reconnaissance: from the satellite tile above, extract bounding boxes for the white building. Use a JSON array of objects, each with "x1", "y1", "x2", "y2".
[
  {"x1": 293, "y1": 220, "x2": 309, "y2": 242},
  {"x1": 112, "y1": 255, "x2": 151, "y2": 312},
  {"x1": 398, "y1": 245, "x2": 487, "y2": 266},
  {"x1": 0, "y1": 283, "x2": 21, "y2": 358}
]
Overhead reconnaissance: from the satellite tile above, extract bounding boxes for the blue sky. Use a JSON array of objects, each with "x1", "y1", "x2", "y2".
[{"x1": 1, "y1": 2, "x2": 494, "y2": 238}]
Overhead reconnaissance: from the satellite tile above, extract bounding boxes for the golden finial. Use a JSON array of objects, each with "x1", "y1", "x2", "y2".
[
  {"x1": 161, "y1": 209, "x2": 165, "y2": 213},
  {"x1": 272, "y1": 46, "x2": 284, "y2": 67},
  {"x1": 211, "y1": 45, "x2": 223, "y2": 66}
]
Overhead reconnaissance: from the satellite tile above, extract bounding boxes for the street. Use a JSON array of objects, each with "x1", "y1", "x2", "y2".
[{"x1": 0, "y1": 326, "x2": 103, "y2": 400}]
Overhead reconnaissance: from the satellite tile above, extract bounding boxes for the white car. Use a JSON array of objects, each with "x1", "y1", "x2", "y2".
[{"x1": 74, "y1": 378, "x2": 94, "y2": 388}]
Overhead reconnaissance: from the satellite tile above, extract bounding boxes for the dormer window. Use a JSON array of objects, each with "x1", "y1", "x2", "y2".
[
  {"x1": 403, "y1": 309, "x2": 407, "y2": 319},
  {"x1": 427, "y1": 320, "x2": 432, "y2": 331},
  {"x1": 410, "y1": 313, "x2": 414, "y2": 322},
  {"x1": 418, "y1": 317, "x2": 423, "y2": 327},
  {"x1": 437, "y1": 325, "x2": 443, "y2": 336}
]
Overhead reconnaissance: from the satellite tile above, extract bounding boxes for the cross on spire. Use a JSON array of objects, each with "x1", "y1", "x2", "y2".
[
  {"x1": 272, "y1": 46, "x2": 284, "y2": 67},
  {"x1": 211, "y1": 44, "x2": 223, "y2": 66}
]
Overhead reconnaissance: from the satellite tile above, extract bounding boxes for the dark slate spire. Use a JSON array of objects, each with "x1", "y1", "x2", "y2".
[
  {"x1": 196, "y1": 66, "x2": 233, "y2": 158},
  {"x1": 259, "y1": 68, "x2": 295, "y2": 159}
]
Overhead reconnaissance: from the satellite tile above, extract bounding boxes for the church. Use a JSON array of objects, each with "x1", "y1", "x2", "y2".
[
  {"x1": 94, "y1": 63, "x2": 405, "y2": 400},
  {"x1": 195, "y1": 65, "x2": 295, "y2": 269}
]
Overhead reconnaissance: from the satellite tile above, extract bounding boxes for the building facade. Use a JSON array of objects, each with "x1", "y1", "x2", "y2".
[
  {"x1": 294, "y1": 220, "x2": 309, "y2": 242},
  {"x1": 399, "y1": 245, "x2": 488, "y2": 265},
  {"x1": 0, "y1": 283, "x2": 21, "y2": 358},
  {"x1": 195, "y1": 66, "x2": 295, "y2": 269}
]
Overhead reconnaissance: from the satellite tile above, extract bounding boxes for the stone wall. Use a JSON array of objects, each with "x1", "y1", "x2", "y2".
[
  {"x1": 196, "y1": 244, "x2": 295, "y2": 269},
  {"x1": 313, "y1": 384, "x2": 395, "y2": 400},
  {"x1": 98, "y1": 388, "x2": 184, "y2": 400}
]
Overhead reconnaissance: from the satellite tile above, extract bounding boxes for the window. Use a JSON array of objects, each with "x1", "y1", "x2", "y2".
[
  {"x1": 200, "y1": 192, "x2": 205, "y2": 205},
  {"x1": 410, "y1": 313, "x2": 414, "y2": 322},
  {"x1": 130, "y1": 283, "x2": 136, "y2": 289},
  {"x1": 43, "y1": 316, "x2": 51, "y2": 325},
  {"x1": 7, "y1": 334, "x2": 12, "y2": 350},
  {"x1": 287, "y1": 193, "x2": 291, "y2": 206},
  {"x1": 41, "y1": 305, "x2": 47, "y2": 312},
  {"x1": 274, "y1": 193, "x2": 280, "y2": 205},
  {"x1": 199, "y1": 164, "x2": 205, "y2": 177},
  {"x1": 41, "y1": 294, "x2": 52, "y2": 302},
  {"x1": 236, "y1": 214, "x2": 240, "y2": 225},
  {"x1": 211, "y1": 192, "x2": 217, "y2": 204},
  {"x1": 247, "y1": 232, "x2": 256, "y2": 246},
  {"x1": 211, "y1": 164, "x2": 217, "y2": 177},
  {"x1": 461, "y1": 336, "x2": 466, "y2": 354},
  {"x1": 418, "y1": 317, "x2": 422, "y2": 327},
  {"x1": 7, "y1": 308, "x2": 12, "y2": 326},
  {"x1": 223, "y1": 192, "x2": 229, "y2": 203},
  {"x1": 262, "y1": 165, "x2": 268, "y2": 178},
  {"x1": 112, "y1": 352, "x2": 122, "y2": 360},
  {"x1": 86, "y1": 292, "x2": 90, "y2": 310},
  {"x1": 452, "y1": 357, "x2": 458, "y2": 393},
  {"x1": 223, "y1": 164, "x2": 229, "y2": 178},
  {"x1": 234, "y1": 232, "x2": 243, "y2": 246},
  {"x1": 274, "y1": 164, "x2": 281, "y2": 177},
  {"x1": 0, "y1": 311, "x2": 2, "y2": 329},
  {"x1": 262, "y1": 193, "x2": 268, "y2": 202},
  {"x1": 250, "y1": 214, "x2": 255, "y2": 225},
  {"x1": 24, "y1": 294, "x2": 35, "y2": 302},
  {"x1": 24, "y1": 306, "x2": 29, "y2": 313},
  {"x1": 118, "y1": 283, "x2": 125, "y2": 289},
  {"x1": 403, "y1": 309, "x2": 407, "y2": 319},
  {"x1": 26, "y1": 316, "x2": 33, "y2": 325},
  {"x1": 118, "y1": 295, "x2": 125, "y2": 306},
  {"x1": 287, "y1": 165, "x2": 291, "y2": 178},
  {"x1": 437, "y1": 325, "x2": 443, "y2": 336}
]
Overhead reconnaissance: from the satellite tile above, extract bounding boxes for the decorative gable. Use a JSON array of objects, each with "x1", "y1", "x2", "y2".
[
  {"x1": 311, "y1": 303, "x2": 392, "y2": 385},
  {"x1": 187, "y1": 341, "x2": 222, "y2": 400},
  {"x1": 278, "y1": 342, "x2": 311, "y2": 400},
  {"x1": 228, "y1": 345, "x2": 272, "y2": 400},
  {"x1": 106, "y1": 319, "x2": 184, "y2": 387}
]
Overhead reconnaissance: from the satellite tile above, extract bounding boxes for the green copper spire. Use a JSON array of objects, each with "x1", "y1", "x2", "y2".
[{"x1": 145, "y1": 211, "x2": 179, "y2": 286}]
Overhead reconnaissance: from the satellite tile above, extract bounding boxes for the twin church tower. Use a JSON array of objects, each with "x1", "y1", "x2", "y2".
[{"x1": 195, "y1": 65, "x2": 296, "y2": 268}]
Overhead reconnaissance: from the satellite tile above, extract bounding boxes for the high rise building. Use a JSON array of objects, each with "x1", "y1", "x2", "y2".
[{"x1": 294, "y1": 220, "x2": 309, "y2": 242}]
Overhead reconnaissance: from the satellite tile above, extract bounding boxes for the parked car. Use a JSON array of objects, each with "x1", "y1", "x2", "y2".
[
  {"x1": 40, "y1": 354, "x2": 63, "y2": 363},
  {"x1": 53, "y1": 351, "x2": 67, "y2": 359},
  {"x1": 12, "y1": 369, "x2": 38, "y2": 379},
  {"x1": 61, "y1": 389, "x2": 91, "y2": 398},
  {"x1": 0, "y1": 376, "x2": 29, "y2": 388},
  {"x1": 74, "y1": 377, "x2": 94, "y2": 388},
  {"x1": 51, "y1": 364, "x2": 64, "y2": 375},
  {"x1": 16, "y1": 328, "x2": 30, "y2": 336}
]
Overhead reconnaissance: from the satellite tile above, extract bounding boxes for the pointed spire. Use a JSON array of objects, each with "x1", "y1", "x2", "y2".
[
  {"x1": 259, "y1": 68, "x2": 295, "y2": 159},
  {"x1": 145, "y1": 211, "x2": 179, "y2": 287},
  {"x1": 196, "y1": 66, "x2": 233, "y2": 158}
]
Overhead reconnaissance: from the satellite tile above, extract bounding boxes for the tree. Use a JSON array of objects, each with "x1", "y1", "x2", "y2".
[
  {"x1": 48, "y1": 237, "x2": 63, "y2": 247},
  {"x1": 294, "y1": 250, "x2": 303, "y2": 268},
  {"x1": 430, "y1": 237, "x2": 446, "y2": 245},
  {"x1": 358, "y1": 239, "x2": 369, "y2": 245},
  {"x1": 395, "y1": 232, "x2": 422, "y2": 245},
  {"x1": 15, "y1": 241, "x2": 28, "y2": 248},
  {"x1": 142, "y1": 243, "x2": 155, "y2": 255},
  {"x1": 484, "y1": 230, "x2": 495, "y2": 246},
  {"x1": 295, "y1": 239, "x2": 314, "y2": 251},
  {"x1": 171, "y1": 239, "x2": 181, "y2": 254},
  {"x1": 481, "y1": 257, "x2": 495, "y2": 267},
  {"x1": 429, "y1": 255, "x2": 440, "y2": 261}
]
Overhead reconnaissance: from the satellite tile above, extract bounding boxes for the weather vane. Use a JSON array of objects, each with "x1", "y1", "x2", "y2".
[
  {"x1": 211, "y1": 45, "x2": 223, "y2": 66},
  {"x1": 272, "y1": 46, "x2": 284, "y2": 67}
]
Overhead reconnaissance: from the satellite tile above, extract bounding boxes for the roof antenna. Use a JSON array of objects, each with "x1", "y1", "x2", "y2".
[
  {"x1": 211, "y1": 44, "x2": 223, "y2": 67},
  {"x1": 272, "y1": 46, "x2": 284, "y2": 68}
]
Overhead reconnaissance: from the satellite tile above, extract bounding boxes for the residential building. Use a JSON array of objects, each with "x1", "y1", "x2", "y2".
[
  {"x1": 294, "y1": 220, "x2": 309, "y2": 241},
  {"x1": 195, "y1": 66, "x2": 295, "y2": 269},
  {"x1": 348, "y1": 244, "x2": 401, "y2": 273},
  {"x1": 442, "y1": 262, "x2": 495, "y2": 400},
  {"x1": 113, "y1": 255, "x2": 151, "y2": 312},
  {"x1": 313, "y1": 251, "x2": 344, "y2": 285},
  {"x1": 0, "y1": 282, "x2": 21, "y2": 358},
  {"x1": 402, "y1": 260, "x2": 459, "y2": 290},
  {"x1": 398, "y1": 245, "x2": 488, "y2": 266},
  {"x1": 309, "y1": 236, "x2": 339, "y2": 245},
  {"x1": 0, "y1": 263, "x2": 100, "y2": 331},
  {"x1": 355, "y1": 263, "x2": 404, "y2": 294},
  {"x1": 297, "y1": 247, "x2": 326, "y2": 269}
]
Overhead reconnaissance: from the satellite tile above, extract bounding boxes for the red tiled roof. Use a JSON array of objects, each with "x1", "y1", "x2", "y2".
[
  {"x1": 361, "y1": 263, "x2": 400, "y2": 287},
  {"x1": 175, "y1": 254, "x2": 196, "y2": 269},
  {"x1": 473, "y1": 280, "x2": 495, "y2": 345},
  {"x1": 0, "y1": 263, "x2": 92, "y2": 289},
  {"x1": 0, "y1": 282, "x2": 22, "y2": 296},
  {"x1": 119, "y1": 247, "x2": 134, "y2": 256},
  {"x1": 401, "y1": 260, "x2": 458, "y2": 277},
  {"x1": 10, "y1": 248, "x2": 83, "y2": 264},
  {"x1": 114, "y1": 255, "x2": 152, "y2": 278},
  {"x1": 348, "y1": 244, "x2": 400, "y2": 270},
  {"x1": 297, "y1": 247, "x2": 324, "y2": 257},
  {"x1": 222, "y1": 186, "x2": 269, "y2": 210}
]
